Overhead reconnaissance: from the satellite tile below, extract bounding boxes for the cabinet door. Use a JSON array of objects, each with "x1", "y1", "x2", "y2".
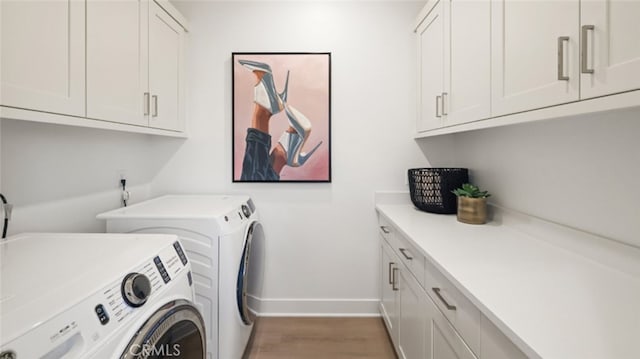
[
  {"x1": 1, "y1": 0, "x2": 85, "y2": 116},
  {"x1": 149, "y1": 0, "x2": 184, "y2": 131},
  {"x1": 380, "y1": 239, "x2": 399, "y2": 346},
  {"x1": 416, "y1": 0, "x2": 444, "y2": 132},
  {"x1": 443, "y1": 0, "x2": 490, "y2": 125},
  {"x1": 86, "y1": 0, "x2": 149, "y2": 126},
  {"x1": 480, "y1": 315, "x2": 527, "y2": 359},
  {"x1": 398, "y1": 267, "x2": 427, "y2": 359},
  {"x1": 428, "y1": 299, "x2": 477, "y2": 359},
  {"x1": 491, "y1": 0, "x2": 580, "y2": 117},
  {"x1": 580, "y1": 0, "x2": 640, "y2": 99}
]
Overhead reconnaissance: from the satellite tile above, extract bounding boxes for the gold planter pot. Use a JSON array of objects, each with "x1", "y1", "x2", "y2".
[{"x1": 456, "y1": 197, "x2": 487, "y2": 224}]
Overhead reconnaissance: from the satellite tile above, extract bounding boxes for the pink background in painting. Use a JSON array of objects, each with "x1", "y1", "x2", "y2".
[{"x1": 233, "y1": 53, "x2": 330, "y2": 181}]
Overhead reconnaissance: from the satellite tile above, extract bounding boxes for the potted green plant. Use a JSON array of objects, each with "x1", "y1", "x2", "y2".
[{"x1": 452, "y1": 183, "x2": 491, "y2": 224}]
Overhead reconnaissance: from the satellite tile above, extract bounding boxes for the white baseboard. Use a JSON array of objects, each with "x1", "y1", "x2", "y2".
[{"x1": 255, "y1": 298, "x2": 381, "y2": 317}]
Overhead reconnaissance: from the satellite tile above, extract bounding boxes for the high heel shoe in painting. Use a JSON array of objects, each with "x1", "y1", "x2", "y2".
[
  {"x1": 278, "y1": 104, "x2": 323, "y2": 167},
  {"x1": 278, "y1": 132, "x2": 323, "y2": 167},
  {"x1": 238, "y1": 60, "x2": 289, "y2": 115}
]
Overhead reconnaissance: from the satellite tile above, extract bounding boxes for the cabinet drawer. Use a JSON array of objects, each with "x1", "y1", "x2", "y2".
[
  {"x1": 379, "y1": 217, "x2": 426, "y2": 288},
  {"x1": 425, "y1": 258, "x2": 481, "y2": 357}
]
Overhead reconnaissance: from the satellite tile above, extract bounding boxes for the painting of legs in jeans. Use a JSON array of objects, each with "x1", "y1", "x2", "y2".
[{"x1": 232, "y1": 52, "x2": 331, "y2": 182}]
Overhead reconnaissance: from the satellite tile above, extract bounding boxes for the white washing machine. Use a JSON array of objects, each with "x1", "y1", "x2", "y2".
[
  {"x1": 97, "y1": 195, "x2": 265, "y2": 359},
  {"x1": 0, "y1": 232, "x2": 206, "y2": 359}
]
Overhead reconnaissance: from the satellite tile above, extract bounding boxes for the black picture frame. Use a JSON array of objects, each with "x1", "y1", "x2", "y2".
[{"x1": 232, "y1": 52, "x2": 332, "y2": 183}]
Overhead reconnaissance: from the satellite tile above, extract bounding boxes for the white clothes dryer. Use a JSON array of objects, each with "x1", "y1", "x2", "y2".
[
  {"x1": 0, "y1": 232, "x2": 206, "y2": 359},
  {"x1": 97, "y1": 195, "x2": 265, "y2": 359}
]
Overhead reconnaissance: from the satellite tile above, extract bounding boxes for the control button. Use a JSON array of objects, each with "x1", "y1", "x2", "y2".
[
  {"x1": 95, "y1": 304, "x2": 110, "y2": 325},
  {"x1": 153, "y1": 256, "x2": 171, "y2": 284},
  {"x1": 121, "y1": 273, "x2": 151, "y2": 307},
  {"x1": 187, "y1": 271, "x2": 193, "y2": 286},
  {"x1": 173, "y1": 241, "x2": 188, "y2": 265}
]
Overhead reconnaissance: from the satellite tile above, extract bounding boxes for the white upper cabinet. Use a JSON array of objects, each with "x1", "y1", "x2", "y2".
[
  {"x1": 443, "y1": 0, "x2": 490, "y2": 125},
  {"x1": 1, "y1": 0, "x2": 187, "y2": 136},
  {"x1": 1, "y1": 0, "x2": 85, "y2": 117},
  {"x1": 416, "y1": 0, "x2": 490, "y2": 131},
  {"x1": 491, "y1": 0, "x2": 580, "y2": 117},
  {"x1": 416, "y1": 0, "x2": 444, "y2": 132},
  {"x1": 87, "y1": 0, "x2": 149, "y2": 127},
  {"x1": 580, "y1": 0, "x2": 640, "y2": 99},
  {"x1": 148, "y1": 0, "x2": 185, "y2": 132}
]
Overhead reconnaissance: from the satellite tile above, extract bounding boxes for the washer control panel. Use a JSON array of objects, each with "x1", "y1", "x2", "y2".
[{"x1": 94, "y1": 241, "x2": 189, "y2": 326}]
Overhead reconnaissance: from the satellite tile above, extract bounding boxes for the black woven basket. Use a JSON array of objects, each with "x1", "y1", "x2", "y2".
[{"x1": 408, "y1": 168, "x2": 469, "y2": 214}]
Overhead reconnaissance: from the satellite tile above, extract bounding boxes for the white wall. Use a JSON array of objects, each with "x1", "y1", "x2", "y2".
[
  {"x1": 0, "y1": 119, "x2": 184, "y2": 234},
  {"x1": 153, "y1": 1, "x2": 426, "y2": 315},
  {"x1": 418, "y1": 108, "x2": 640, "y2": 248}
]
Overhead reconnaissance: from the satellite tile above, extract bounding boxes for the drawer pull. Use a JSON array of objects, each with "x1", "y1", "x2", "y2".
[
  {"x1": 380, "y1": 226, "x2": 391, "y2": 234},
  {"x1": 432, "y1": 287, "x2": 456, "y2": 311},
  {"x1": 392, "y1": 267, "x2": 399, "y2": 291},
  {"x1": 557, "y1": 36, "x2": 570, "y2": 81},
  {"x1": 399, "y1": 248, "x2": 413, "y2": 260},
  {"x1": 152, "y1": 95, "x2": 159, "y2": 117},
  {"x1": 581, "y1": 25, "x2": 595, "y2": 74},
  {"x1": 388, "y1": 262, "x2": 395, "y2": 285},
  {"x1": 144, "y1": 92, "x2": 150, "y2": 116}
]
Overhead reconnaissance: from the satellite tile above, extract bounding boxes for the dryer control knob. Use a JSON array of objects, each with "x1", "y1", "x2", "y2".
[
  {"x1": 122, "y1": 273, "x2": 151, "y2": 307},
  {"x1": 241, "y1": 204, "x2": 252, "y2": 218}
]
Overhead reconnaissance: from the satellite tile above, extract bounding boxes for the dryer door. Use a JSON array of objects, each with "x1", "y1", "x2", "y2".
[
  {"x1": 120, "y1": 299, "x2": 206, "y2": 359},
  {"x1": 236, "y1": 220, "x2": 265, "y2": 325}
]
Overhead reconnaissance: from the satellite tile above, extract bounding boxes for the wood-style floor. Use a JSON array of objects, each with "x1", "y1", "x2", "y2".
[{"x1": 244, "y1": 317, "x2": 397, "y2": 359}]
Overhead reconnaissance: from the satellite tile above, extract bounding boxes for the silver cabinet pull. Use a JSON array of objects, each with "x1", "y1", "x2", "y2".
[
  {"x1": 380, "y1": 226, "x2": 391, "y2": 234},
  {"x1": 388, "y1": 262, "x2": 395, "y2": 285},
  {"x1": 152, "y1": 95, "x2": 158, "y2": 117},
  {"x1": 144, "y1": 92, "x2": 150, "y2": 116},
  {"x1": 557, "y1": 36, "x2": 570, "y2": 81},
  {"x1": 432, "y1": 287, "x2": 456, "y2": 311},
  {"x1": 399, "y1": 248, "x2": 413, "y2": 260},
  {"x1": 392, "y1": 267, "x2": 399, "y2": 291},
  {"x1": 441, "y1": 92, "x2": 448, "y2": 116},
  {"x1": 435, "y1": 95, "x2": 442, "y2": 118},
  {"x1": 581, "y1": 25, "x2": 595, "y2": 74}
]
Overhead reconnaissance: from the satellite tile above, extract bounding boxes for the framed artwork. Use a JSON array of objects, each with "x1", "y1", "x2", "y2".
[{"x1": 232, "y1": 52, "x2": 331, "y2": 182}]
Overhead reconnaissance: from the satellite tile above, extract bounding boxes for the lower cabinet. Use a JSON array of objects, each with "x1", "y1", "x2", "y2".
[
  {"x1": 429, "y1": 301, "x2": 477, "y2": 359},
  {"x1": 380, "y1": 237, "x2": 400, "y2": 345},
  {"x1": 379, "y1": 221, "x2": 527, "y2": 359},
  {"x1": 398, "y1": 266, "x2": 427, "y2": 359},
  {"x1": 382, "y1": 234, "x2": 476, "y2": 359}
]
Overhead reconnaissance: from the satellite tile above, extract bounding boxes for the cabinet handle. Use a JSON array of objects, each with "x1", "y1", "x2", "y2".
[
  {"x1": 144, "y1": 92, "x2": 150, "y2": 116},
  {"x1": 392, "y1": 267, "x2": 399, "y2": 291},
  {"x1": 557, "y1": 36, "x2": 570, "y2": 81},
  {"x1": 380, "y1": 226, "x2": 391, "y2": 234},
  {"x1": 441, "y1": 92, "x2": 448, "y2": 116},
  {"x1": 432, "y1": 287, "x2": 457, "y2": 311},
  {"x1": 435, "y1": 95, "x2": 442, "y2": 118},
  {"x1": 388, "y1": 262, "x2": 395, "y2": 285},
  {"x1": 581, "y1": 25, "x2": 595, "y2": 74},
  {"x1": 152, "y1": 95, "x2": 158, "y2": 117},
  {"x1": 399, "y1": 248, "x2": 413, "y2": 260}
]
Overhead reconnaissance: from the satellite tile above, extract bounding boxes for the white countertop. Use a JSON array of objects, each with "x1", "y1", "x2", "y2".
[{"x1": 376, "y1": 202, "x2": 640, "y2": 359}]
